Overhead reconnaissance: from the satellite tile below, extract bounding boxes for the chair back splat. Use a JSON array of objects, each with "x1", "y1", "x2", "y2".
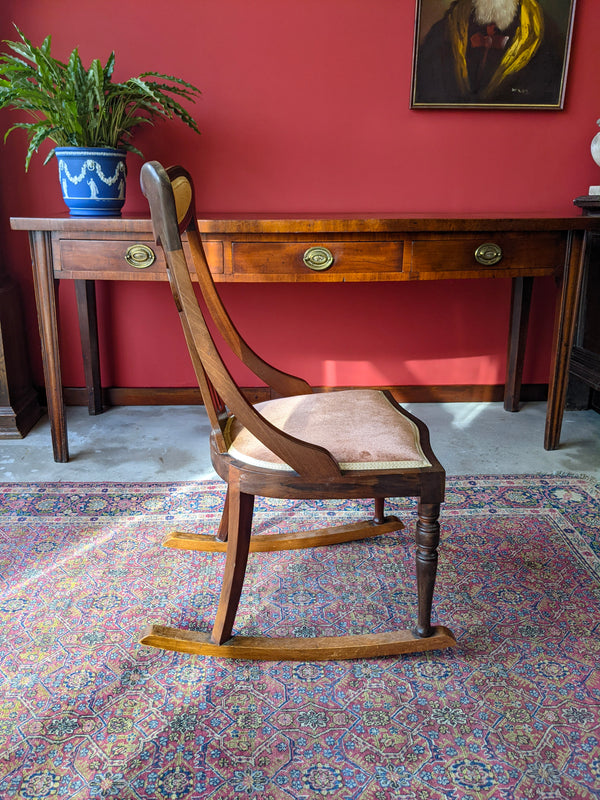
[{"x1": 140, "y1": 160, "x2": 455, "y2": 660}]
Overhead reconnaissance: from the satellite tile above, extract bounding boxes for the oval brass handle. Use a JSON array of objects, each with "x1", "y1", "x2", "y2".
[
  {"x1": 474, "y1": 242, "x2": 502, "y2": 266},
  {"x1": 125, "y1": 244, "x2": 156, "y2": 269},
  {"x1": 303, "y1": 246, "x2": 334, "y2": 271}
]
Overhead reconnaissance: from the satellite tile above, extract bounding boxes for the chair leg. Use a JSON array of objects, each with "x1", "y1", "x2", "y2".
[
  {"x1": 414, "y1": 501, "x2": 440, "y2": 638},
  {"x1": 216, "y1": 487, "x2": 230, "y2": 542},
  {"x1": 210, "y1": 485, "x2": 254, "y2": 645},
  {"x1": 374, "y1": 497, "x2": 386, "y2": 524}
]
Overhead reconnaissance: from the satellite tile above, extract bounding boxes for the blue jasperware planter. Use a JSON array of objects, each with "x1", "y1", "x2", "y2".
[{"x1": 55, "y1": 147, "x2": 127, "y2": 216}]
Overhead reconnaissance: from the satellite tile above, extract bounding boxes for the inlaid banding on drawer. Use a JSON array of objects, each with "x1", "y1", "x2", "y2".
[
  {"x1": 408, "y1": 234, "x2": 567, "y2": 276},
  {"x1": 232, "y1": 241, "x2": 403, "y2": 275},
  {"x1": 56, "y1": 239, "x2": 223, "y2": 277}
]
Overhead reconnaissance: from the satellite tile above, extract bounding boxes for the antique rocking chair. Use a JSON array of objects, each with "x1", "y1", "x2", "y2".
[{"x1": 139, "y1": 161, "x2": 455, "y2": 660}]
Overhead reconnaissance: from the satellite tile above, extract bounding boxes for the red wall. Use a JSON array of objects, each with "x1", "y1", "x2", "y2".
[{"x1": 2, "y1": 0, "x2": 600, "y2": 392}]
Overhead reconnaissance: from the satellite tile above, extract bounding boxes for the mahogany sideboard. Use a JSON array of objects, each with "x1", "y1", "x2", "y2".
[{"x1": 10, "y1": 213, "x2": 598, "y2": 462}]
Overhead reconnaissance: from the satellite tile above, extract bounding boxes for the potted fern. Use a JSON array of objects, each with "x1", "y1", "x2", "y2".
[{"x1": 0, "y1": 28, "x2": 201, "y2": 216}]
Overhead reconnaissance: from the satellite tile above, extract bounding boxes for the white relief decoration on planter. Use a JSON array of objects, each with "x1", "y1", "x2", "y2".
[{"x1": 58, "y1": 157, "x2": 126, "y2": 198}]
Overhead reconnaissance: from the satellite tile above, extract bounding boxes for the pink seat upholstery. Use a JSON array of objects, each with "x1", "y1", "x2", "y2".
[{"x1": 226, "y1": 389, "x2": 431, "y2": 471}]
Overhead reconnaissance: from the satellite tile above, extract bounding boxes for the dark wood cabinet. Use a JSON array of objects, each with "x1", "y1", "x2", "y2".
[
  {"x1": 568, "y1": 204, "x2": 600, "y2": 412},
  {"x1": 0, "y1": 266, "x2": 43, "y2": 438}
]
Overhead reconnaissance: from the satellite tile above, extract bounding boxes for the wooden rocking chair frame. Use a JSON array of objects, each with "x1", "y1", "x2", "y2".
[{"x1": 139, "y1": 161, "x2": 455, "y2": 660}]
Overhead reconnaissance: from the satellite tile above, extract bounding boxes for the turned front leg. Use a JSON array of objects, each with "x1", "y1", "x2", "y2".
[{"x1": 414, "y1": 501, "x2": 441, "y2": 638}]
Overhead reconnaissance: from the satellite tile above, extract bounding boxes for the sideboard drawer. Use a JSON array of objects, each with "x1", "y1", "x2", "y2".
[
  {"x1": 56, "y1": 238, "x2": 223, "y2": 279},
  {"x1": 231, "y1": 241, "x2": 403, "y2": 280},
  {"x1": 408, "y1": 233, "x2": 566, "y2": 278}
]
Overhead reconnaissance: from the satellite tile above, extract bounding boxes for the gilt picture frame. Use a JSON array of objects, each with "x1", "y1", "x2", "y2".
[{"x1": 410, "y1": 0, "x2": 577, "y2": 110}]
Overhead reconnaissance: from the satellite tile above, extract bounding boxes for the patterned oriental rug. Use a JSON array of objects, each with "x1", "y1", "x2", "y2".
[{"x1": 0, "y1": 475, "x2": 599, "y2": 800}]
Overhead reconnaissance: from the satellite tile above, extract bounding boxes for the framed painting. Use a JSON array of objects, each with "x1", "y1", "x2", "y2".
[{"x1": 410, "y1": 0, "x2": 577, "y2": 109}]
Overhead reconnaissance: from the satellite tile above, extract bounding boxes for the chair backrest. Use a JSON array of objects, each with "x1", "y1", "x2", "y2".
[{"x1": 140, "y1": 161, "x2": 340, "y2": 480}]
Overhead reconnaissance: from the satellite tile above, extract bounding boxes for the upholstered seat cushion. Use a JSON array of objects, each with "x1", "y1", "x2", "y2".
[{"x1": 224, "y1": 389, "x2": 431, "y2": 471}]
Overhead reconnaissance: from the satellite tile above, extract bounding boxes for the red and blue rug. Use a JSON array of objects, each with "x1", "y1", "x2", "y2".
[{"x1": 0, "y1": 475, "x2": 599, "y2": 799}]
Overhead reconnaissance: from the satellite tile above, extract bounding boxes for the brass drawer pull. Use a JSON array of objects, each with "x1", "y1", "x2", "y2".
[
  {"x1": 474, "y1": 242, "x2": 502, "y2": 266},
  {"x1": 125, "y1": 244, "x2": 156, "y2": 269},
  {"x1": 303, "y1": 246, "x2": 334, "y2": 271}
]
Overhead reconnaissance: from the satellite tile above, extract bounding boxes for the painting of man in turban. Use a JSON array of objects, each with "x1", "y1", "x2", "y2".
[{"x1": 411, "y1": 0, "x2": 576, "y2": 108}]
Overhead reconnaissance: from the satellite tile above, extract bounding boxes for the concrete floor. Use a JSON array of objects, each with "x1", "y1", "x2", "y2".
[{"x1": 1, "y1": 401, "x2": 599, "y2": 482}]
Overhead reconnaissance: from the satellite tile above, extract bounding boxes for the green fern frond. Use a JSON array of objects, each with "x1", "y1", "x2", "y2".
[{"x1": 0, "y1": 25, "x2": 201, "y2": 169}]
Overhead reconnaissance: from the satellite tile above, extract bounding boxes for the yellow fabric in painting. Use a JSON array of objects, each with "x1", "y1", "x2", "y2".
[{"x1": 447, "y1": 0, "x2": 544, "y2": 99}]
